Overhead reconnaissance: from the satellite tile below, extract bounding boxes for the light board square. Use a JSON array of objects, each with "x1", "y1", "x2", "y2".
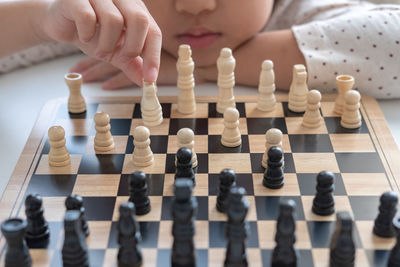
[
  {"x1": 208, "y1": 153, "x2": 251, "y2": 173},
  {"x1": 293, "y1": 153, "x2": 339, "y2": 173},
  {"x1": 122, "y1": 154, "x2": 166, "y2": 174},
  {"x1": 208, "y1": 118, "x2": 248, "y2": 135},
  {"x1": 285, "y1": 117, "x2": 328, "y2": 134},
  {"x1": 97, "y1": 104, "x2": 135, "y2": 118},
  {"x1": 341, "y1": 173, "x2": 391, "y2": 195},
  {"x1": 130, "y1": 118, "x2": 170, "y2": 135},
  {"x1": 244, "y1": 102, "x2": 284, "y2": 118},
  {"x1": 85, "y1": 136, "x2": 129, "y2": 154},
  {"x1": 248, "y1": 134, "x2": 291, "y2": 153},
  {"x1": 253, "y1": 173, "x2": 300, "y2": 196},
  {"x1": 72, "y1": 174, "x2": 120, "y2": 196},
  {"x1": 35, "y1": 155, "x2": 82, "y2": 175},
  {"x1": 170, "y1": 103, "x2": 209, "y2": 118},
  {"x1": 167, "y1": 135, "x2": 208, "y2": 154}
]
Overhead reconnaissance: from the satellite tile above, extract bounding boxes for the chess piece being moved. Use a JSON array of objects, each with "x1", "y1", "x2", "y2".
[
  {"x1": 217, "y1": 48, "x2": 236, "y2": 114},
  {"x1": 216, "y1": 169, "x2": 237, "y2": 213},
  {"x1": 288, "y1": 65, "x2": 308, "y2": 112},
  {"x1": 221, "y1": 107, "x2": 241, "y2": 147},
  {"x1": 132, "y1": 126, "x2": 154, "y2": 167},
  {"x1": 257, "y1": 60, "x2": 276, "y2": 112},
  {"x1": 62, "y1": 210, "x2": 89, "y2": 267},
  {"x1": 129, "y1": 171, "x2": 151, "y2": 215},
  {"x1": 1, "y1": 218, "x2": 32, "y2": 267},
  {"x1": 94, "y1": 112, "x2": 115, "y2": 152},
  {"x1": 334, "y1": 75, "x2": 355, "y2": 115},
  {"x1": 65, "y1": 194, "x2": 89, "y2": 237},
  {"x1": 340, "y1": 90, "x2": 362, "y2": 129},
  {"x1": 271, "y1": 199, "x2": 298, "y2": 267},
  {"x1": 177, "y1": 128, "x2": 198, "y2": 168},
  {"x1": 373, "y1": 191, "x2": 398, "y2": 238},
  {"x1": 48, "y1": 125, "x2": 70, "y2": 167},
  {"x1": 141, "y1": 81, "x2": 163, "y2": 127},
  {"x1": 329, "y1": 211, "x2": 355, "y2": 267},
  {"x1": 171, "y1": 179, "x2": 197, "y2": 267},
  {"x1": 25, "y1": 194, "x2": 50, "y2": 248},
  {"x1": 175, "y1": 147, "x2": 196, "y2": 185},
  {"x1": 302, "y1": 89, "x2": 323, "y2": 128},
  {"x1": 263, "y1": 146, "x2": 285, "y2": 189},
  {"x1": 225, "y1": 187, "x2": 249, "y2": 267},
  {"x1": 388, "y1": 216, "x2": 400, "y2": 267},
  {"x1": 65, "y1": 73, "x2": 86, "y2": 114},
  {"x1": 118, "y1": 202, "x2": 143, "y2": 267},
  {"x1": 262, "y1": 128, "x2": 283, "y2": 168},
  {"x1": 177, "y1": 44, "x2": 196, "y2": 114},
  {"x1": 312, "y1": 171, "x2": 335, "y2": 216}
]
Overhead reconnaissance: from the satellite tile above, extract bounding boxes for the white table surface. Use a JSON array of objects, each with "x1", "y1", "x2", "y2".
[{"x1": 0, "y1": 54, "x2": 399, "y2": 197}]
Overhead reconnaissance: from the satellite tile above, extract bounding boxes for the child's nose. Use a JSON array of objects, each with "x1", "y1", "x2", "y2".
[{"x1": 175, "y1": 0, "x2": 217, "y2": 15}]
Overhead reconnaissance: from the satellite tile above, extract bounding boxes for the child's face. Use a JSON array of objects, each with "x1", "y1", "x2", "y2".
[{"x1": 144, "y1": 0, "x2": 274, "y2": 67}]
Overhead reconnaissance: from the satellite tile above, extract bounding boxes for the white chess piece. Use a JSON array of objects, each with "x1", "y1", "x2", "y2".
[
  {"x1": 94, "y1": 112, "x2": 115, "y2": 152},
  {"x1": 65, "y1": 73, "x2": 86, "y2": 114},
  {"x1": 261, "y1": 128, "x2": 283, "y2": 168},
  {"x1": 177, "y1": 45, "x2": 196, "y2": 114},
  {"x1": 341, "y1": 90, "x2": 362, "y2": 129},
  {"x1": 302, "y1": 90, "x2": 323, "y2": 128},
  {"x1": 217, "y1": 48, "x2": 236, "y2": 114},
  {"x1": 257, "y1": 60, "x2": 276, "y2": 112},
  {"x1": 141, "y1": 81, "x2": 163, "y2": 127},
  {"x1": 177, "y1": 128, "x2": 197, "y2": 168},
  {"x1": 288, "y1": 65, "x2": 308, "y2": 112},
  {"x1": 221, "y1": 107, "x2": 241, "y2": 147},
  {"x1": 48, "y1": 126, "x2": 70, "y2": 167},
  {"x1": 334, "y1": 75, "x2": 355, "y2": 115},
  {"x1": 132, "y1": 126, "x2": 154, "y2": 167}
]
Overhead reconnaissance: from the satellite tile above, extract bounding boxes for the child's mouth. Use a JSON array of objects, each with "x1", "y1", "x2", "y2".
[{"x1": 177, "y1": 28, "x2": 222, "y2": 49}]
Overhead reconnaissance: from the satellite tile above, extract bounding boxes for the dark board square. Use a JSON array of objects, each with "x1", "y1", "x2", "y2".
[
  {"x1": 88, "y1": 250, "x2": 106, "y2": 267},
  {"x1": 255, "y1": 196, "x2": 304, "y2": 220},
  {"x1": 282, "y1": 102, "x2": 305, "y2": 117},
  {"x1": 125, "y1": 135, "x2": 169, "y2": 154},
  {"x1": 56, "y1": 103, "x2": 98, "y2": 119},
  {"x1": 261, "y1": 249, "x2": 314, "y2": 267},
  {"x1": 132, "y1": 103, "x2": 172, "y2": 119},
  {"x1": 108, "y1": 221, "x2": 159, "y2": 248},
  {"x1": 246, "y1": 118, "x2": 287, "y2": 135},
  {"x1": 161, "y1": 196, "x2": 208, "y2": 220},
  {"x1": 168, "y1": 118, "x2": 208, "y2": 135},
  {"x1": 324, "y1": 117, "x2": 369, "y2": 134},
  {"x1": 365, "y1": 250, "x2": 391, "y2": 267},
  {"x1": 209, "y1": 221, "x2": 259, "y2": 248},
  {"x1": 26, "y1": 175, "x2": 77, "y2": 197},
  {"x1": 250, "y1": 153, "x2": 295, "y2": 174},
  {"x1": 349, "y1": 196, "x2": 380, "y2": 220},
  {"x1": 89, "y1": 119, "x2": 132, "y2": 136},
  {"x1": 335, "y1": 152, "x2": 385, "y2": 173},
  {"x1": 82, "y1": 197, "x2": 116, "y2": 221},
  {"x1": 208, "y1": 174, "x2": 254, "y2": 196},
  {"x1": 42, "y1": 136, "x2": 88, "y2": 154},
  {"x1": 208, "y1": 135, "x2": 250, "y2": 153},
  {"x1": 288, "y1": 134, "x2": 334, "y2": 153},
  {"x1": 118, "y1": 174, "x2": 165, "y2": 196},
  {"x1": 164, "y1": 153, "x2": 208, "y2": 174},
  {"x1": 297, "y1": 173, "x2": 346, "y2": 196},
  {"x1": 165, "y1": 154, "x2": 176, "y2": 174},
  {"x1": 78, "y1": 154, "x2": 125, "y2": 174}
]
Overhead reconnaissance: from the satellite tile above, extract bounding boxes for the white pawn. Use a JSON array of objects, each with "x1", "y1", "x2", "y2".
[
  {"x1": 132, "y1": 126, "x2": 154, "y2": 167},
  {"x1": 334, "y1": 75, "x2": 355, "y2": 115},
  {"x1": 257, "y1": 60, "x2": 276, "y2": 112},
  {"x1": 177, "y1": 128, "x2": 198, "y2": 168},
  {"x1": 288, "y1": 65, "x2": 308, "y2": 112},
  {"x1": 302, "y1": 90, "x2": 323, "y2": 128},
  {"x1": 341, "y1": 90, "x2": 362, "y2": 129},
  {"x1": 261, "y1": 128, "x2": 283, "y2": 168},
  {"x1": 177, "y1": 45, "x2": 196, "y2": 114},
  {"x1": 217, "y1": 48, "x2": 236, "y2": 114},
  {"x1": 48, "y1": 126, "x2": 70, "y2": 167},
  {"x1": 221, "y1": 108, "x2": 241, "y2": 147},
  {"x1": 141, "y1": 81, "x2": 163, "y2": 127},
  {"x1": 94, "y1": 112, "x2": 115, "y2": 152},
  {"x1": 65, "y1": 73, "x2": 86, "y2": 114}
]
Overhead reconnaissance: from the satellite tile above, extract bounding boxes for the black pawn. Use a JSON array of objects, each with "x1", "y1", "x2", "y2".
[
  {"x1": 175, "y1": 147, "x2": 196, "y2": 186},
  {"x1": 216, "y1": 169, "x2": 237, "y2": 213},
  {"x1": 373, "y1": 191, "x2": 398, "y2": 238},
  {"x1": 24, "y1": 194, "x2": 50, "y2": 248},
  {"x1": 312, "y1": 171, "x2": 335, "y2": 216},
  {"x1": 118, "y1": 202, "x2": 142, "y2": 267},
  {"x1": 65, "y1": 194, "x2": 89, "y2": 237},
  {"x1": 62, "y1": 210, "x2": 89, "y2": 267},
  {"x1": 224, "y1": 187, "x2": 249, "y2": 267},
  {"x1": 271, "y1": 199, "x2": 298, "y2": 267},
  {"x1": 329, "y1": 211, "x2": 355, "y2": 267},
  {"x1": 1, "y1": 218, "x2": 32, "y2": 267},
  {"x1": 129, "y1": 171, "x2": 151, "y2": 215},
  {"x1": 263, "y1": 146, "x2": 284, "y2": 189},
  {"x1": 388, "y1": 215, "x2": 400, "y2": 267}
]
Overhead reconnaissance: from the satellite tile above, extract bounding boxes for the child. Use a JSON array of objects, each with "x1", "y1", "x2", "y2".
[{"x1": 0, "y1": 0, "x2": 399, "y2": 98}]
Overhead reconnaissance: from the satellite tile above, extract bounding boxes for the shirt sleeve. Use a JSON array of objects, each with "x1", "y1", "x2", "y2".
[{"x1": 291, "y1": 5, "x2": 400, "y2": 99}]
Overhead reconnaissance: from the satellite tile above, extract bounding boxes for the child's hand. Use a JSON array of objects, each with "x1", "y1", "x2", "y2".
[{"x1": 41, "y1": 0, "x2": 162, "y2": 86}]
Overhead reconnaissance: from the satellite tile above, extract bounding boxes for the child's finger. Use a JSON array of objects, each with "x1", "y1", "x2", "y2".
[
  {"x1": 70, "y1": 57, "x2": 99, "y2": 73},
  {"x1": 102, "y1": 72, "x2": 133, "y2": 90},
  {"x1": 68, "y1": 0, "x2": 97, "y2": 43},
  {"x1": 141, "y1": 23, "x2": 162, "y2": 82},
  {"x1": 113, "y1": 56, "x2": 144, "y2": 87},
  {"x1": 81, "y1": 62, "x2": 120, "y2": 82}
]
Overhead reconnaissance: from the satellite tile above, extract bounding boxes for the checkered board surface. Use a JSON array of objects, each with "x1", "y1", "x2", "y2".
[{"x1": 0, "y1": 95, "x2": 399, "y2": 267}]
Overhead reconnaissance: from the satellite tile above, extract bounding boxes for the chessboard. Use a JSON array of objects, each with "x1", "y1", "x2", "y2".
[{"x1": 0, "y1": 94, "x2": 399, "y2": 267}]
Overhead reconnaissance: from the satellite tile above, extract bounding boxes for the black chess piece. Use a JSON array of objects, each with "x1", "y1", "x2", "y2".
[
  {"x1": 388, "y1": 215, "x2": 400, "y2": 267},
  {"x1": 118, "y1": 202, "x2": 143, "y2": 267},
  {"x1": 62, "y1": 210, "x2": 89, "y2": 267},
  {"x1": 216, "y1": 169, "x2": 237, "y2": 213},
  {"x1": 312, "y1": 171, "x2": 336, "y2": 216},
  {"x1": 271, "y1": 199, "x2": 298, "y2": 267},
  {"x1": 171, "y1": 178, "x2": 198, "y2": 267},
  {"x1": 263, "y1": 146, "x2": 284, "y2": 189},
  {"x1": 175, "y1": 147, "x2": 196, "y2": 186},
  {"x1": 373, "y1": 191, "x2": 398, "y2": 238},
  {"x1": 329, "y1": 211, "x2": 355, "y2": 267},
  {"x1": 24, "y1": 194, "x2": 50, "y2": 248},
  {"x1": 129, "y1": 171, "x2": 151, "y2": 215},
  {"x1": 65, "y1": 194, "x2": 90, "y2": 237},
  {"x1": 224, "y1": 187, "x2": 250, "y2": 267},
  {"x1": 1, "y1": 218, "x2": 32, "y2": 267}
]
